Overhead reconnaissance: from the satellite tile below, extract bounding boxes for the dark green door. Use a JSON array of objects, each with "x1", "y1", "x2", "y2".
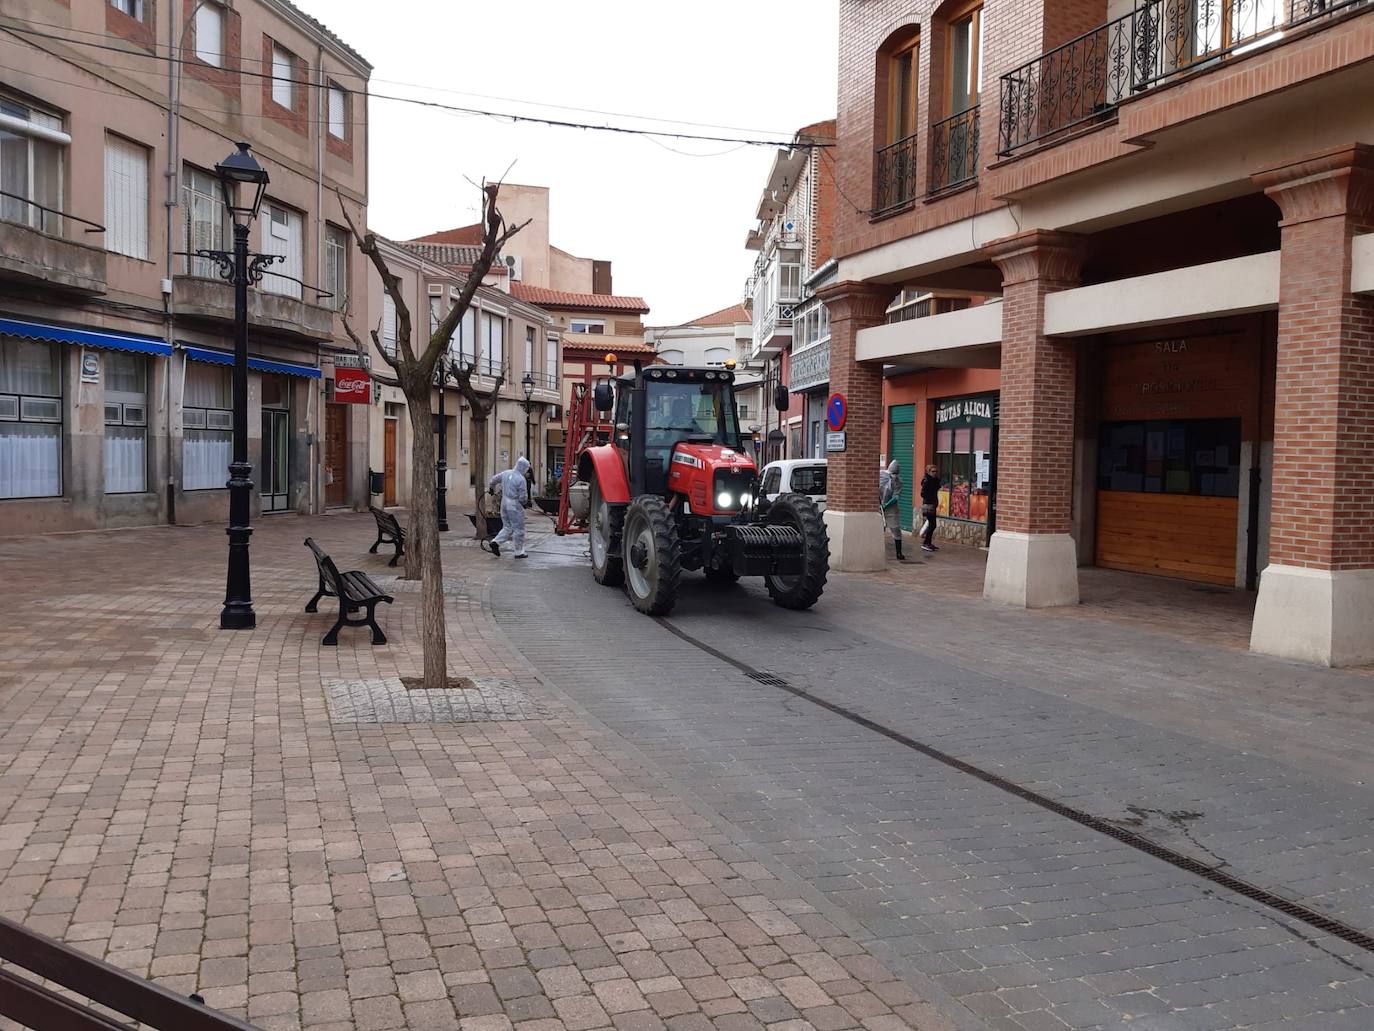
[{"x1": 889, "y1": 404, "x2": 915, "y2": 530}]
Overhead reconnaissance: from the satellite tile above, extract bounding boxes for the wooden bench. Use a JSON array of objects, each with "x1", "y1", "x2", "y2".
[
  {"x1": 369, "y1": 505, "x2": 406, "y2": 566},
  {"x1": 305, "y1": 537, "x2": 393, "y2": 646}
]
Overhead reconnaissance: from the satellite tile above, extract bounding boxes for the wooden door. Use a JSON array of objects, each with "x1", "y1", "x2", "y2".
[
  {"x1": 1096, "y1": 491, "x2": 1238, "y2": 585},
  {"x1": 383, "y1": 418, "x2": 397, "y2": 506},
  {"x1": 325, "y1": 403, "x2": 348, "y2": 507}
]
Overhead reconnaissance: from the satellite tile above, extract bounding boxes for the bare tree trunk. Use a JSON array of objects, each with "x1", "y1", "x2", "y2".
[
  {"x1": 405, "y1": 393, "x2": 446, "y2": 686},
  {"x1": 471, "y1": 413, "x2": 490, "y2": 539}
]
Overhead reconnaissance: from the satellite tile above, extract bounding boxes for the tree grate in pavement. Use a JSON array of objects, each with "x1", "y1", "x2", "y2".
[
  {"x1": 654, "y1": 616, "x2": 1374, "y2": 956},
  {"x1": 325, "y1": 678, "x2": 549, "y2": 723}
]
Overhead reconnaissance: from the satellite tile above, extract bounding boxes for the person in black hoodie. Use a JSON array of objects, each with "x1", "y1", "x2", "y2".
[{"x1": 919, "y1": 464, "x2": 941, "y2": 553}]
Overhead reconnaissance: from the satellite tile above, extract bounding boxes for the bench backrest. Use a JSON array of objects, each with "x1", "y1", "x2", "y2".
[
  {"x1": 369, "y1": 506, "x2": 403, "y2": 535},
  {"x1": 304, "y1": 537, "x2": 345, "y2": 596}
]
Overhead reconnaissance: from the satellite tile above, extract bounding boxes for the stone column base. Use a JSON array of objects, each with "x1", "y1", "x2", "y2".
[
  {"x1": 822, "y1": 509, "x2": 887, "y2": 572},
  {"x1": 983, "y1": 531, "x2": 1080, "y2": 607},
  {"x1": 1250, "y1": 565, "x2": 1374, "y2": 667}
]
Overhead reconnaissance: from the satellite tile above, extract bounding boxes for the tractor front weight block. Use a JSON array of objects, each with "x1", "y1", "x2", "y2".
[{"x1": 725, "y1": 524, "x2": 806, "y2": 578}]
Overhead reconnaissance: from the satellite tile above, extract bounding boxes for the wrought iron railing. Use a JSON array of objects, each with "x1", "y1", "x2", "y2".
[
  {"x1": 998, "y1": 12, "x2": 1136, "y2": 155},
  {"x1": 0, "y1": 189, "x2": 105, "y2": 239},
  {"x1": 874, "y1": 133, "x2": 919, "y2": 213},
  {"x1": 1000, "y1": 0, "x2": 1373, "y2": 155},
  {"x1": 929, "y1": 105, "x2": 980, "y2": 194}
]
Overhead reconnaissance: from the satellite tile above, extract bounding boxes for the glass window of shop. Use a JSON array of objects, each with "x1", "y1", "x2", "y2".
[
  {"x1": 933, "y1": 394, "x2": 994, "y2": 523},
  {"x1": 1097, "y1": 418, "x2": 1241, "y2": 496}
]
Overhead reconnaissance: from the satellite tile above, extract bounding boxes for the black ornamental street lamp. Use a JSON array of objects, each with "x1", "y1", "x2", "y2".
[
  {"x1": 435, "y1": 361, "x2": 450, "y2": 532},
  {"x1": 520, "y1": 372, "x2": 539, "y2": 477},
  {"x1": 206, "y1": 142, "x2": 276, "y2": 630}
]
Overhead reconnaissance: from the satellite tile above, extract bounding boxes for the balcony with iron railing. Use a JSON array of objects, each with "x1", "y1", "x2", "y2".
[
  {"x1": 999, "y1": 0, "x2": 1373, "y2": 156},
  {"x1": 874, "y1": 133, "x2": 920, "y2": 214},
  {"x1": 0, "y1": 190, "x2": 107, "y2": 294},
  {"x1": 929, "y1": 105, "x2": 981, "y2": 194}
]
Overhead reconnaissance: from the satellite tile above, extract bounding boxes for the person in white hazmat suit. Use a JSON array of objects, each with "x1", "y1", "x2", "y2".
[{"x1": 485, "y1": 456, "x2": 532, "y2": 558}]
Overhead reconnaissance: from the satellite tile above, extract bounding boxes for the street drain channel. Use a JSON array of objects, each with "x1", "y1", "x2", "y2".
[{"x1": 653, "y1": 616, "x2": 1374, "y2": 956}]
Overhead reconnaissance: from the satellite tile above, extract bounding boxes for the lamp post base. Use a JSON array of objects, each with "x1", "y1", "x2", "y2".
[{"x1": 220, "y1": 603, "x2": 256, "y2": 630}]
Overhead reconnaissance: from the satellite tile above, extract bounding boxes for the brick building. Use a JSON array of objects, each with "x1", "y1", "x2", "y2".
[
  {"x1": 0, "y1": 0, "x2": 370, "y2": 532},
  {"x1": 829, "y1": 0, "x2": 1374, "y2": 665}
]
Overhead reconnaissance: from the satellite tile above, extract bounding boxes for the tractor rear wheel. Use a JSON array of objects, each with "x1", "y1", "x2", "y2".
[
  {"x1": 763, "y1": 493, "x2": 829, "y2": 610},
  {"x1": 589, "y1": 477, "x2": 624, "y2": 587},
  {"x1": 622, "y1": 496, "x2": 681, "y2": 615}
]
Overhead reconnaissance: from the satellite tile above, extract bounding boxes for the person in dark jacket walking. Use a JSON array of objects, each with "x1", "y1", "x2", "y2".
[{"x1": 919, "y1": 464, "x2": 940, "y2": 553}]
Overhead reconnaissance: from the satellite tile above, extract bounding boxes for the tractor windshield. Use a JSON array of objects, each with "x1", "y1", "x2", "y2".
[{"x1": 645, "y1": 381, "x2": 742, "y2": 449}]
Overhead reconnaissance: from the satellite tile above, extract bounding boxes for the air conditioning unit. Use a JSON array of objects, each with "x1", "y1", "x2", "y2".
[{"x1": 504, "y1": 254, "x2": 522, "y2": 281}]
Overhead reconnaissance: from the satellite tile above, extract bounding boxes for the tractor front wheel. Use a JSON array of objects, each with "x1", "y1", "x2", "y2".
[
  {"x1": 622, "y1": 496, "x2": 681, "y2": 615},
  {"x1": 589, "y1": 477, "x2": 624, "y2": 587},
  {"x1": 764, "y1": 493, "x2": 829, "y2": 610}
]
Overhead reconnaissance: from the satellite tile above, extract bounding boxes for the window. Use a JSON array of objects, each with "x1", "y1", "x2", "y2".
[
  {"x1": 888, "y1": 37, "x2": 919, "y2": 143},
  {"x1": 1197, "y1": 0, "x2": 1283, "y2": 57},
  {"x1": 328, "y1": 86, "x2": 347, "y2": 139},
  {"x1": 1098, "y1": 419, "x2": 1241, "y2": 497},
  {"x1": 458, "y1": 308, "x2": 476, "y2": 365},
  {"x1": 524, "y1": 326, "x2": 535, "y2": 380},
  {"x1": 703, "y1": 347, "x2": 731, "y2": 367},
  {"x1": 381, "y1": 293, "x2": 396, "y2": 357},
  {"x1": 570, "y1": 319, "x2": 605, "y2": 335},
  {"x1": 934, "y1": 394, "x2": 996, "y2": 523},
  {"x1": 644, "y1": 381, "x2": 741, "y2": 449},
  {"x1": 104, "y1": 135, "x2": 148, "y2": 260},
  {"x1": 260, "y1": 201, "x2": 303, "y2": 299},
  {"x1": 778, "y1": 258, "x2": 802, "y2": 302},
  {"x1": 182, "y1": 363, "x2": 231, "y2": 490},
  {"x1": 271, "y1": 44, "x2": 294, "y2": 108},
  {"x1": 0, "y1": 96, "x2": 66, "y2": 235},
  {"x1": 481, "y1": 312, "x2": 504, "y2": 375},
  {"x1": 181, "y1": 166, "x2": 225, "y2": 278},
  {"x1": 946, "y1": 3, "x2": 983, "y2": 115},
  {"x1": 104, "y1": 352, "x2": 147, "y2": 494},
  {"x1": 0, "y1": 338, "x2": 62, "y2": 499},
  {"x1": 110, "y1": 0, "x2": 143, "y2": 19},
  {"x1": 790, "y1": 465, "x2": 827, "y2": 496},
  {"x1": 324, "y1": 224, "x2": 348, "y2": 311},
  {"x1": 194, "y1": 3, "x2": 225, "y2": 67},
  {"x1": 545, "y1": 334, "x2": 558, "y2": 388}
]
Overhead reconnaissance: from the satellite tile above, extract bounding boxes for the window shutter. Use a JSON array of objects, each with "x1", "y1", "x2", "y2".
[{"x1": 104, "y1": 136, "x2": 148, "y2": 260}]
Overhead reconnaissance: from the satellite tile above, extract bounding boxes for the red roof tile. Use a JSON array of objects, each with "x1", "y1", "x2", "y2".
[
  {"x1": 562, "y1": 337, "x2": 657, "y2": 356},
  {"x1": 511, "y1": 282, "x2": 649, "y2": 314},
  {"x1": 411, "y1": 224, "x2": 484, "y2": 245},
  {"x1": 685, "y1": 303, "x2": 749, "y2": 327}
]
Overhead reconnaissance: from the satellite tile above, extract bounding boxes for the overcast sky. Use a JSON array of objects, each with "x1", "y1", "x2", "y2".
[{"x1": 291, "y1": 0, "x2": 839, "y2": 327}]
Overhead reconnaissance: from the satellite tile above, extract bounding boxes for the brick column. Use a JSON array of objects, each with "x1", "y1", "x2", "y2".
[
  {"x1": 982, "y1": 229, "x2": 1087, "y2": 607},
  {"x1": 816, "y1": 281, "x2": 896, "y2": 571},
  {"x1": 1250, "y1": 145, "x2": 1374, "y2": 666}
]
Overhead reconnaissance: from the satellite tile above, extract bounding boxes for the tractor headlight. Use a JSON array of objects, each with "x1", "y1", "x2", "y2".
[{"x1": 717, "y1": 491, "x2": 734, "y2": 509}]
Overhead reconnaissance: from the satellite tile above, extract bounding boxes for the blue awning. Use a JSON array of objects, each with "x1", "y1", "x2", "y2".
[
  {"x1": 181, "y1": 345, "x2": 321, "y2": 379},
  {"x1": 0, "y1": 315, "x2": 172, "y2": 356}
]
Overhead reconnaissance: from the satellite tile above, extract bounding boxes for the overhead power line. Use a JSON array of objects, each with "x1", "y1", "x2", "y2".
[{"x1": 0, "y1": 19, "x2": 835, "y2": 149}]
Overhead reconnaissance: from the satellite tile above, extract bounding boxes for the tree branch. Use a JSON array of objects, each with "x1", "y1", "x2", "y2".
[{"x1": 337, "y1": 189, "x2": 416, "y2": 370}]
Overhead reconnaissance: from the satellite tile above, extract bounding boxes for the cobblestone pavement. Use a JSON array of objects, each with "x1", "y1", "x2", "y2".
[
  {"x1": 0, "y1": 513, "x2": 940, "y2": 1031},
  {"x1": 492, "y1": 535, "x2": 1374, "y2": 1031}
]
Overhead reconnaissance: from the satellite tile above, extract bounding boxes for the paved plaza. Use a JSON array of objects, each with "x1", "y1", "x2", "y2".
[{"x1": 1, "y1": 511, "x2": 1373, "y2": 1030}]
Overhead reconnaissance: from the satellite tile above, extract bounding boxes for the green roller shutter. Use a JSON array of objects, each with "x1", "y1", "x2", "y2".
[{"x1": 889, "y1": 405, "x2": 916, "y2": 531}]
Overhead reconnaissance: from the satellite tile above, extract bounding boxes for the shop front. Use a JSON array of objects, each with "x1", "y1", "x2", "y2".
[
  {"x1": 932, "y1": 393, "x2": 997, "y2": 546},
  {"x1": 1091, "y1": 324, "x2": 1271, "y2": 588}
]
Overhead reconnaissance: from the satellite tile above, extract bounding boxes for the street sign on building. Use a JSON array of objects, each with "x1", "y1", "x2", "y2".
[
  {"x1": 826, "y1": 431, "x2": 846, "y2": 453},
  {"x1": 827, "y1": 393, "x2": 847, "y2": 431}
]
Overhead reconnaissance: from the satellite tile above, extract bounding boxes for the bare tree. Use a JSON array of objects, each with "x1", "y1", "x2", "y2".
[
  {"x1": 445, "y1": 349, "x2": 506, "y2": 541},
  {"x1": 339, "y1": 181, "x2": 528, "y2": 690}
]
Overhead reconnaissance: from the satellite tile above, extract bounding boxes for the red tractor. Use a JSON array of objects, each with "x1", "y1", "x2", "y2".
[{"x1": 557, "y1": 360, "x2": 829, "y2": 616}]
